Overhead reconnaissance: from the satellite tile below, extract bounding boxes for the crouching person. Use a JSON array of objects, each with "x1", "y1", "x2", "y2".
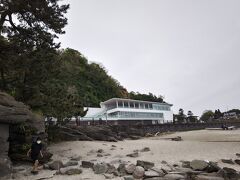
[{"x1": 27, "y1": 137, "x2": 43, "y2": 174}]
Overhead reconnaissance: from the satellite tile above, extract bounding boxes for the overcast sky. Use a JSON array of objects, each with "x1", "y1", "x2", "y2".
[{"x1": 59, "y1": 0, "x2": 240, "y2": 116}]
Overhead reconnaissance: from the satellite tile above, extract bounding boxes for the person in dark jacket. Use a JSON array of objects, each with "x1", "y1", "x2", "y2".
[{"x1": 27, "y1": 137, "x2": 43, "y2": 173}]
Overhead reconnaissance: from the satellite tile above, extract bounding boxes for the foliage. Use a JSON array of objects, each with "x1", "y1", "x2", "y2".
[
  {"x1": 227, "y1": 109, "x2": 240, "y2": 115},
  {"x1": 200, "y1": 110, "x2": 214, "y2": 122},
  {"x1": 129, "y1": 92, "x2": 164, "y2": 103}
]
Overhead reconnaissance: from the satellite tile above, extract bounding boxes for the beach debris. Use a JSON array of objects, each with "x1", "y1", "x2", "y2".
[
  {"x1": 137, "y1": 160, "x2": 154, "y2": 170},
  {"x1": 126, "y1": 152, "x2": 139, "y2": 158},
  {"x1": 97, "y1": 153, "x2": 103, "y2": 157},
  {"x1": 171, "y1": 136, "x2": 182, "y2": 141},
  {"x1": 140, "y1": 147, "x2": 151, "y2": 152},
  {"x1": 82, "y1": 161, "x2": 94, "y2": 168},
  {"x1": 145, "y1": 133, "x2": 154, "y2": 137},
  {"x1": 133, "y1": 166, "x2": 145, "y2": 179},
  {"x1": 93, "y1": 162, "x2": 108, "y2": 174},
  {"x1": 190, "y1": 160, "x2": 209, "y2": 171},
  {"x1": 236, "y1": 153, "x2": 240, "y2": 157},
  {"x1": 48, "y1": 160, "x2": 64, "y2": 170},
  {"x1": 221, "y1": 159, "x2": 235, "y2": 164},
  {"x1": 111, "y1": 145, "x2": 117, "y2": 147},
  {"x1": 125, "y1": 164, "x2": 136, "y2": 174}
]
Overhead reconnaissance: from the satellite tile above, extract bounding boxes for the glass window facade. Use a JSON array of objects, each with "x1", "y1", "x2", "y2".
[
  {"x1": 152, "y1": 104, "x2": 170, "y2": 111},
  {"x1": 108, "y1": 111, "x2": 163, "y2": 119}
]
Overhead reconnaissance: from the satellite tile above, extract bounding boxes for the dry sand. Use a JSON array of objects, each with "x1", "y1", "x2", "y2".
[{"x1": 14, "y1": 129, "x2": 240, "y2": 180}]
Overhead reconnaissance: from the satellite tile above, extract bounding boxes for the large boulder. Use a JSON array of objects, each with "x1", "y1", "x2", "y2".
[
  {"x1": 125, "y1": 164, "x2": 136, "y2": 174},
  {"x1": 133, "y1": 166, "x2": 145, "y2": 179},
  {"x1": 93, "y1": 163, "x2": 108, "y2": 174},
  {"x1": 190, "y1": 160, "x2": 209, "y2": 171}
]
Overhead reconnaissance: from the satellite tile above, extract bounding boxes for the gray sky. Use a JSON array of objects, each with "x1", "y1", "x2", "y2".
[{"x1": 59, "y1": 0, "x2": 240, "y2": 116}]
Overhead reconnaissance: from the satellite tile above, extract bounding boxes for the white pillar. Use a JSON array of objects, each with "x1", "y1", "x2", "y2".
[
  {"x1": 116, "y1": 100, "x2": 118, "y2": 108},
  {"x1": 128, "y1": 101, "x2": 130, "y2": 108}
]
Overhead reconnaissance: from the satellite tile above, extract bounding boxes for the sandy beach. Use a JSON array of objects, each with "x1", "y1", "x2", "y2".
[{"x1": 13, "y1": 129, "x2": 240, "y2": 180}]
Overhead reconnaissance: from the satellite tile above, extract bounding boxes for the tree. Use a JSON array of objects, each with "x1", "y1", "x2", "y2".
[
  {"x1": 187, "y1": 110, "x2": 198, "y2": 123},
  {"x1": 200, "y1": 110, "x2": 214, "y2": 122},
  {"x1": 175, "y1": 108, "x2": 186, "y2": 123},
  {"x1": 0, "y1": 0, "x2": 69, "y2": 49}
]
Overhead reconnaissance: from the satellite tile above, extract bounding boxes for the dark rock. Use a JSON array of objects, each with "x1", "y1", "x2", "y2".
[
  {"x1": 49, "y1": 160, "x2": 64, "y2": 170},
  {"x1": 140, "y1": 147, "x2": 151, "y2": 152},
  {"x1": 171, "y1": 136, "x2": 182, "y2": 141},
  {"x1": 129, "y1": 135, "x2": 141, "y2": 140},
  {"x1": 206, "y1": 162, "x2": 221, "y2": 173},
  {"x1": 221, "y1": 159, "x2": 234, "y2": 164},
  {"x1": 137, "y1": 160, "x2": 154, "y2": 170},
  {"x1": 82, "y1": 161, "x2": 94, "y2": 168},
  {"x1": 93, "y1": 163, "x2": 108, "y2": 174},
  {"x1": 111, "y1": 145, "x2": 117, "y2": 147},
  {"x1": 161, "y1": 160, "x2": 168, "y2": 164},
  {"x1": 126, "y1": 152, "x2": 139, "y2": 158},
  {"x1": 218, "y1": 167, "x2": 240, "y2": 179},
  {"x1": 97, "y1": 153, "x2": 103, "y2": 157},
  {"x1": 97, "y1": 149, "x2": 104, "y2": 153},
  {"x1": 234, "y1": 159, "x2": 240, "y2": 165},
  {"x1": 190, "y1": 160, "x2": 209, "y2": 171},
  {"x1": 236, "y1": 153, "x2": 240, "y2": 157},
  {"x1": 133, "y1": 166, "x2": 145, "y2": 179}
]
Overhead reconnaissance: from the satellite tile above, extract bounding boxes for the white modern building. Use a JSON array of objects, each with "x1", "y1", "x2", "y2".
[{"x1": 81, "y1": 98, "x2": 173, "y2": 125}]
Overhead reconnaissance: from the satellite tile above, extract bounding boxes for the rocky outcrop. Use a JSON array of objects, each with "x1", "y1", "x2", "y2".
[{"x1": 0, "y1": 91, "x2": 49, "y2": 178}]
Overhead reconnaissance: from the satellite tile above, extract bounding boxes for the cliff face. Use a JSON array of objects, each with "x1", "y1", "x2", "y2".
[
  {"x1": 0, "y1": 91, "x2": 50, "y2": 174},
  {"x1": 0, "y1": 91, "x2": 44, "y2": 133}
]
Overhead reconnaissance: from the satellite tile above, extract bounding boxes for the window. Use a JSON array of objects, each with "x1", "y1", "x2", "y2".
[
  {"x1": 118, "y1": 101, "x2": 123, "y2": 107},
  {"x1": 130, "y1": 102, "x2": 134, "y2": 108}
]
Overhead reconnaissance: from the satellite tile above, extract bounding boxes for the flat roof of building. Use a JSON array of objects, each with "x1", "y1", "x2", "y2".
[{"x1": 101, "y1": 98, "x2": 173, "y2": 106}]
